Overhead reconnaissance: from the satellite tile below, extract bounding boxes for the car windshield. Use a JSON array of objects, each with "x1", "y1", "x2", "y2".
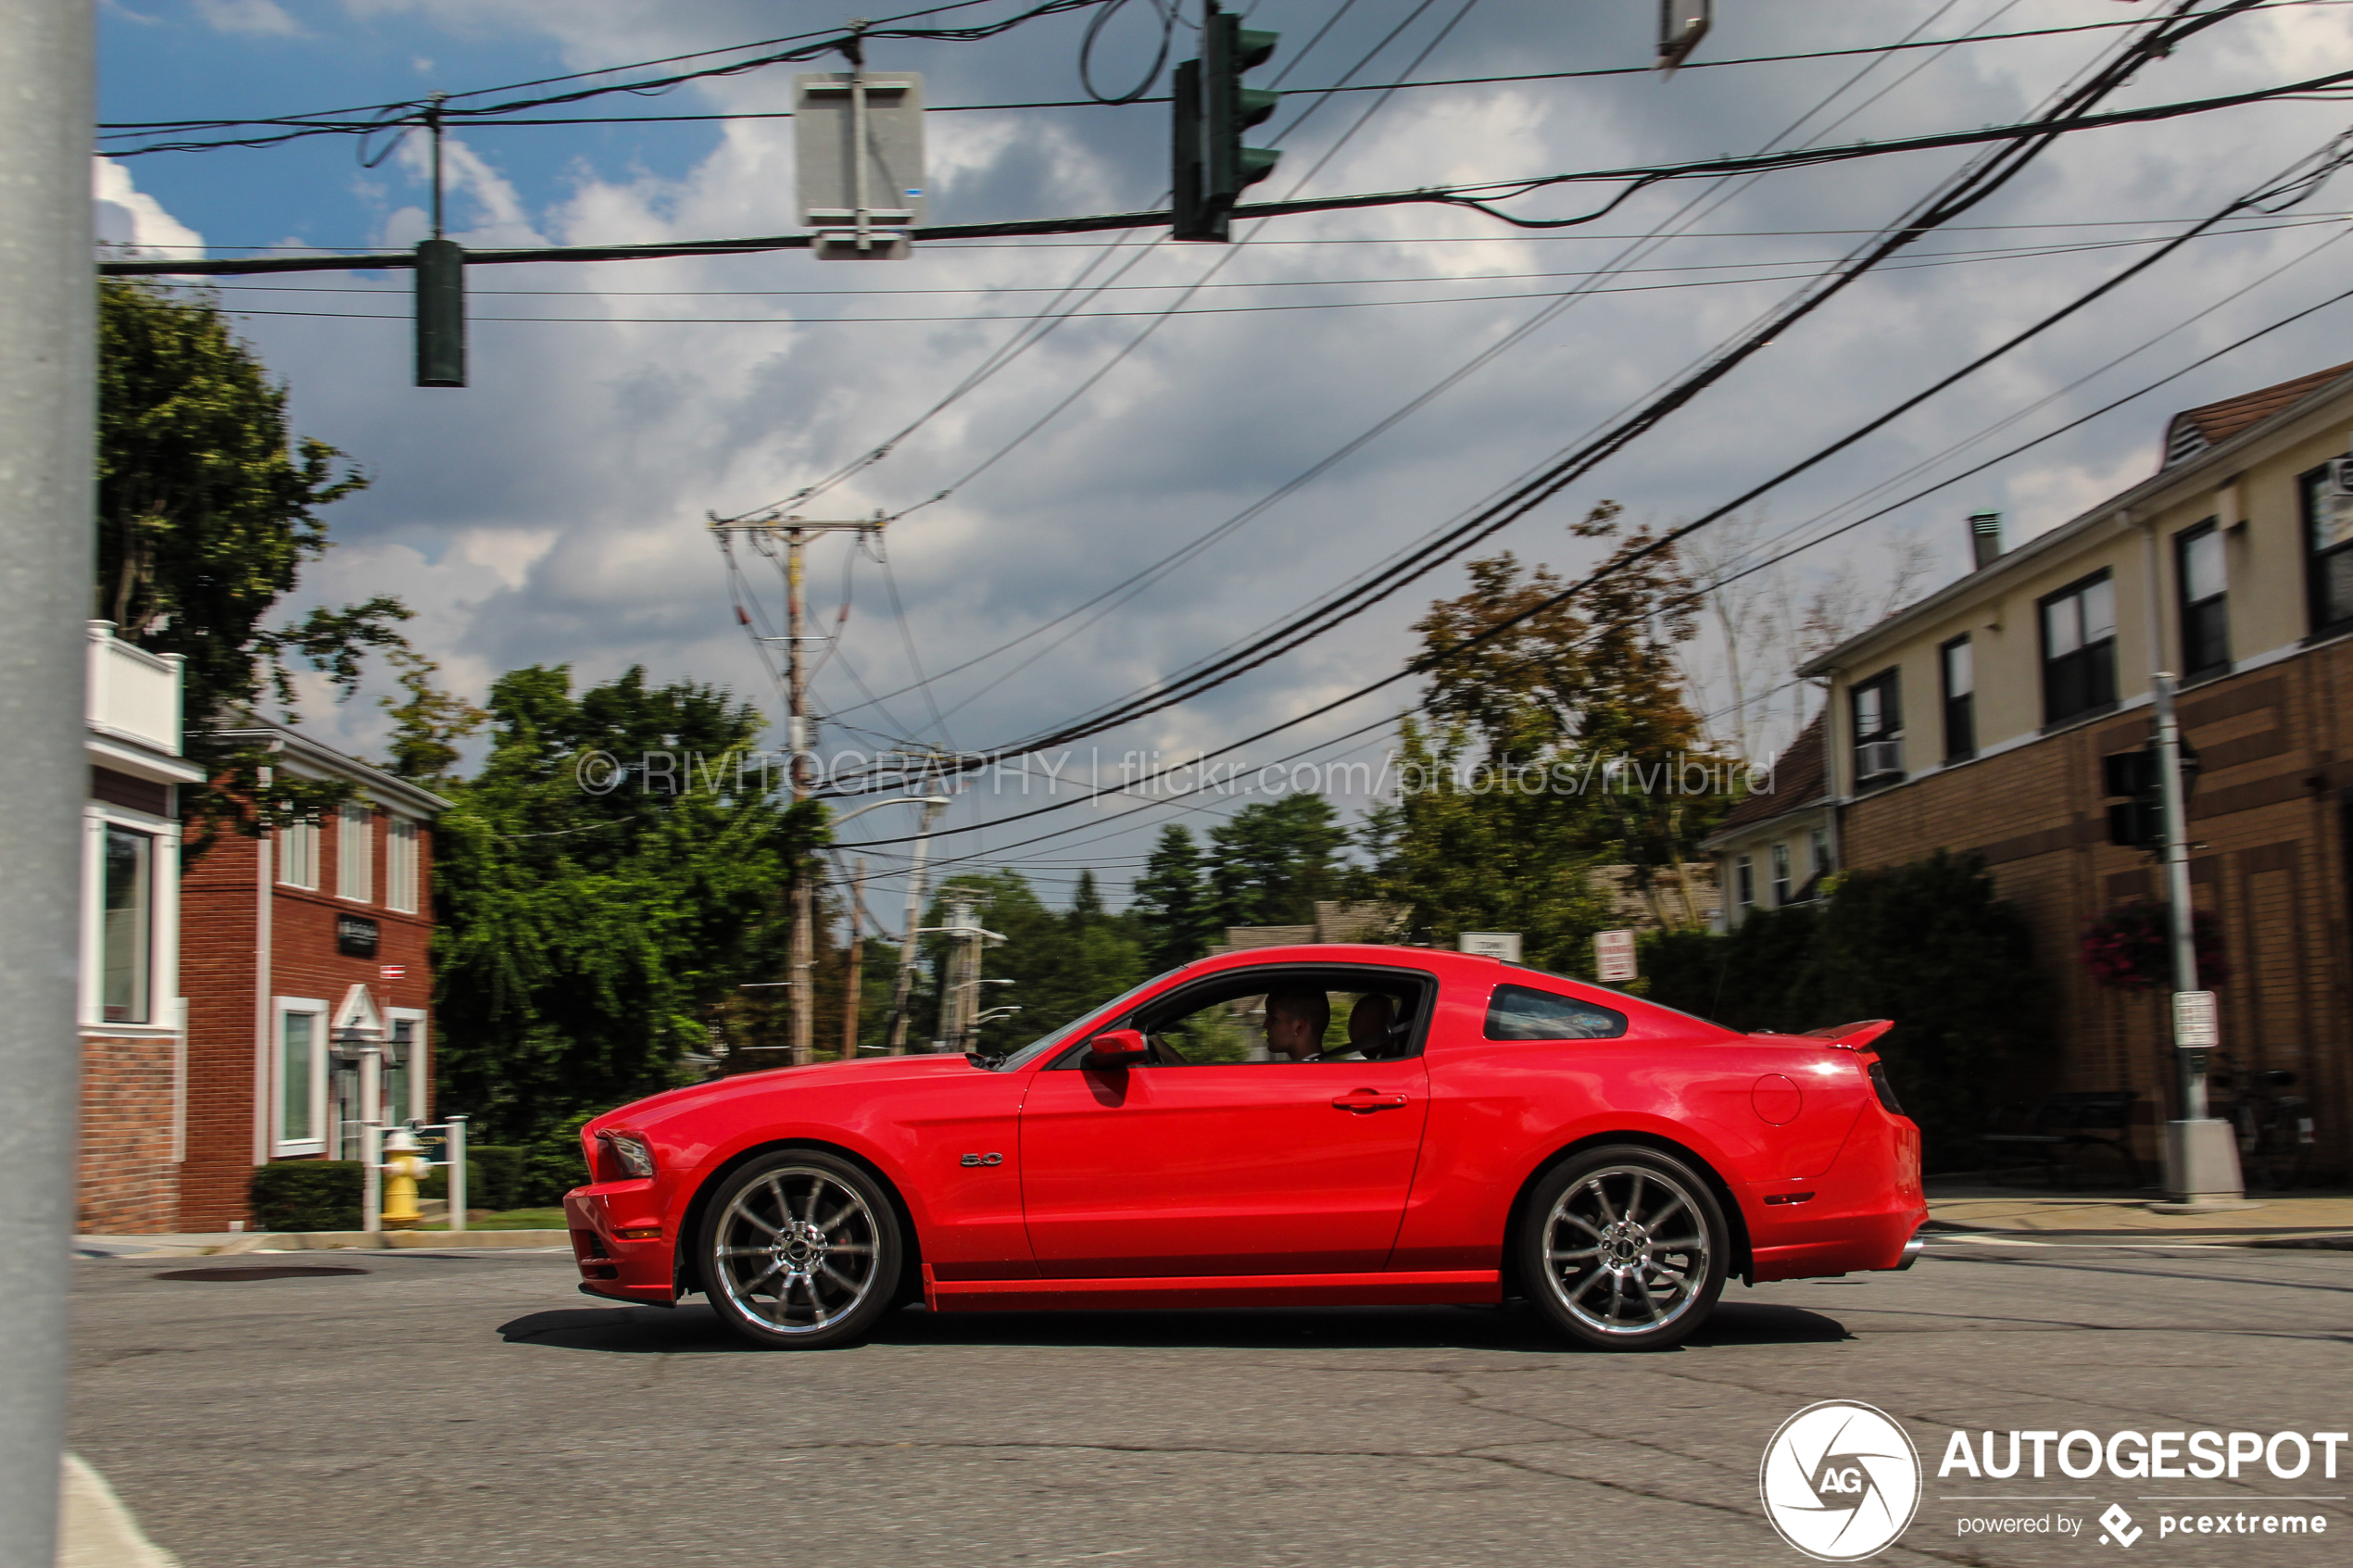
[{"x1": 991, "y1": 967, "x2": 1184, "y2": 1071}]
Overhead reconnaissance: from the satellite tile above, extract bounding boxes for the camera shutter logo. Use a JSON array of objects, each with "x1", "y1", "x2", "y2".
[{"x1": 1759, "y1": 1401, "x2": 1921, "y2": 1561}]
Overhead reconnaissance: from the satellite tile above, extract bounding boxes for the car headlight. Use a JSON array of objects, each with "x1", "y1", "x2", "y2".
[{"x1": 598, "y1": 1130, "x2": 657, "y2": 1180}]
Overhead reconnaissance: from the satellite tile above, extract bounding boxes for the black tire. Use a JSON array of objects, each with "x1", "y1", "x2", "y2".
[
  {"x1": 697, "y1": 1149, "x2": 902, "y2": 1350},
  {"x1": 1516, "y1": 1144, "x2": 1729, "y2": 1352}
]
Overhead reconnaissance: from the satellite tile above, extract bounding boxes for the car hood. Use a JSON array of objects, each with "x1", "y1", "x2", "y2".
[{"x1": 590, "y1": 1052, "x2": 987, "y2": 1131}]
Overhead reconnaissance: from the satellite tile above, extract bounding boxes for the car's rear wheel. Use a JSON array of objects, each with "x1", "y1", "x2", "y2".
[
  {"x1": 698, "y1": 1150, "x2": 901, "y2": 1349},
  {"x1": 1518, "y1": 1145, "x2": 1728, "y2": 1352}
]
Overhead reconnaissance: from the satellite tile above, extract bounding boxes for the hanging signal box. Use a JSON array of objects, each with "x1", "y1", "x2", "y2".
[
  {"x1": 1658, "y1": 0, "x2": 1712, "y2": 73},
  {"x1": 795, "y1": 71, "x2": 926, "y2": 259}
]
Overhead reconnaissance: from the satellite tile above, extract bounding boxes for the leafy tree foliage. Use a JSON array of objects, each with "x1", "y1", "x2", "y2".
[
  {"x1": 1643, "y1": 852, "x2": 2052, "y2": 1171},
  {"x1": 1131, "y1": 825, "x2": 1218, "y2": 968},
  {"x1": 1205, "y1": 794, "x2": 1350, "y2": 929},
  {"x1": 96, "y1": 281, "x2": 435, "y2": 827},
  {"x1": 1359, "y1": 508, "x2": 1730, "y2": 968},
  {"x1": 431, "y1": 665, "x2": 826, "y2": 1142}
]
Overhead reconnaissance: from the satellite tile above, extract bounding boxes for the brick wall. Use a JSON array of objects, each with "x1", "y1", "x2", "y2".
[
  {"x1": 177, "y1": 808, "x2": 438, "y2": 1231},
  {"x1": 78, "y1": 1032, "x2": 180, "y2": 1234},
  {"x1": 1841, "y1": 643, "x2": 2353, "y2": 1174}
]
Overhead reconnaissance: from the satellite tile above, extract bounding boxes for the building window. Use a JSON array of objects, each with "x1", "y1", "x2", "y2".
[
  {"x1": 1809, "y1": 825, "x2": 1833, "y2": 880},
  {"x1": 1940, "y1": 634, "x2": 1975, "y2": 761},
  {"x1": 1852, "y1": 669, "x2": 1903, "y2": 788},
  {"x1": 274, "y1": 998, "x2": 328, "y2": 1155},
  {"x1": 386, "y1": 817, "x2": 421, "y2": 914},
  {"x1": 101, "y1": 826, "x2": 153, "y2": 1024},
  {"x1": 278, "y1": 818, "x2": 319, "y2": 890},
  {"x1": 1735, "y1": 856, "x2": 1755, "y2": 908},
  {"x1": 2304, "y1": 463, "x2": 2353, "y2": 634},
  {"x1": 2040, "y1": 570, "x2": 2117, "y2": 726},
  {"x1": 337, "y1": 802, "x2": 374, "y2": 903},
  {"x1": 1770, "y1": 841, "x2": 1792, "y2": 906},
  {"x1": 2178, "y1": 520, "x2": 2229, "y2": 680}
]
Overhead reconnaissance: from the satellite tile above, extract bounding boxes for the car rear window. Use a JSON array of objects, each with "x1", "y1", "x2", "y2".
[{"x1": 1484, "y1": 984, "x2": 1627, "y2": 1041}]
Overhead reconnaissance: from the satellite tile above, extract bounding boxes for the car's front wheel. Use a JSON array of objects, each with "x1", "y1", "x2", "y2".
[
  {"x1": 1518, "y1": 1145, "x2": 1729, "y2": 1352},
  {"x1": 698, "y1": 1150, "x2": 902, "y2": 1349}
]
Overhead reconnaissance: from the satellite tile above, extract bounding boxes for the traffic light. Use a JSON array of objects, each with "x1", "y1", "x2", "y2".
[
  {"x1": 1172, "y1": 1, "x2": 1278, "y2": 242},
  {"x1": 414, "y1": 238, "x2": 466, "y2": 387},
  {"x1": 2102, "y1": 738, "x2": 2201, "y2": 848}
]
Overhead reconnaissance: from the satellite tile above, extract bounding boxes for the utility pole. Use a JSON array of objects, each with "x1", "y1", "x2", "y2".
[
  {"x1": 0, "y1": 4, "x2": 95, "y2": 1563},
  {"x1": 2152, "y1": 670, "x2": 2245, "y2": 1206},
  {"x1": 886, "y1": 794, "x2": 946, "y2": 1054},
  {"x1": 839, "y1": 856, "x2": 867, "y2": 1059},
  {"x1": 708, "y1": 512, "x2": 885, "y2": 1066}
]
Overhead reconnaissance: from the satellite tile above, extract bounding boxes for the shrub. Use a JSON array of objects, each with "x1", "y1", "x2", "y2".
[
  {"x1": 517, "y1": 1112, "x2": 596, "y2": 1207},
  {"x1": 466, "y1": 1146, "x2": 527, "y2": 1211},
  {"x1": 250, "y1": 1160, "x2": 362, "y2": 1233},
  {"x1": 1642, "y1": 850, "x2": 2052, "y2": 1173}
]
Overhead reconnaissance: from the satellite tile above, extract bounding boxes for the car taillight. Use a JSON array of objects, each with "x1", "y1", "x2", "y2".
[{"x1": 1868, "y1": 1060, "x2": 1906, "y2": 1117}]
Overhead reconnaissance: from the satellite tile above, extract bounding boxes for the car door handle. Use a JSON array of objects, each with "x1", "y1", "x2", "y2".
[{"x1": 1331, "y1": 1092, "x2": 1410, "y2": 1112}]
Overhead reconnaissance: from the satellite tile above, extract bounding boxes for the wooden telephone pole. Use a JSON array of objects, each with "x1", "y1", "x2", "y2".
[{"x1": 708, "y1": 511, "x2": 885, "y2": 1065}]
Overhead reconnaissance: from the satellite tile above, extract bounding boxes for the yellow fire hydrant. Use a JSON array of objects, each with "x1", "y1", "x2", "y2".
[{"x1": 382, "y1": 1127, "x2": 428, "y2": 1230}]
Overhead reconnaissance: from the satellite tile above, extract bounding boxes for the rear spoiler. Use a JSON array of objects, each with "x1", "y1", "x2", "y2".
[{"x1": 1798, "y1": 1020, "x2": 1894, "y2": 1051}]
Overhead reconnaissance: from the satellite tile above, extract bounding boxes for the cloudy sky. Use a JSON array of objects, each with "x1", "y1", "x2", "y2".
[{"x1": 96, "y1": 0, "x2": 2353, "y2": 911}]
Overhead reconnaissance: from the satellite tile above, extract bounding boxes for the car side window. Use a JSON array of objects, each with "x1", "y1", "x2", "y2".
[{"x1": 1485, "y1": 984, "x2": 1626, "y2": 1041}]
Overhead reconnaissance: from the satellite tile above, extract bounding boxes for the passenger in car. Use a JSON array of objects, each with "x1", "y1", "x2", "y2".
[
  {"x1": 1346, "y1": 993, "x2": 1399, "y2": 1059},
  {"x1": 1264, "y1": 988, "x2": 1333, "y2": 1060}
]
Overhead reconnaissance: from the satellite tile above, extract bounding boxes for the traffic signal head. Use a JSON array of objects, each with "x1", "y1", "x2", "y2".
[
  {"x1": 2101, "y1": 748, "x2": 2158, "y2": 801},
  {"x1": 1173, "y1": 2, "x2": 1279, "y2": 242}
]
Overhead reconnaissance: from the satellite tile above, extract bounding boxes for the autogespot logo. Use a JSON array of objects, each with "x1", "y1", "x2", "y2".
[{"x1": 1760, "y1": 1401, "x2": 1924, "y2": 1562}]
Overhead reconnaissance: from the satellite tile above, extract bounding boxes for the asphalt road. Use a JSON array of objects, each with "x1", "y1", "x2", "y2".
[{"x1": 69, "y1": 1237, "x2": 2353, "y2": 1567}]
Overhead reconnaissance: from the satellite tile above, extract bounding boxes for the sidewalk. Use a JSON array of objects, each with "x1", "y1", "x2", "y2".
[
  {"x1": 1927, "y1": 1182, "x2": 2353, "y2": 1244},
  {"x1": 77, "y1": 1229, "x2": 570, "y2": 1258}
]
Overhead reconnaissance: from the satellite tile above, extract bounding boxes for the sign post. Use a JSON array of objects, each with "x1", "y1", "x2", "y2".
[{"x1": 1594, "y1": 929, "x2": 1639, "y2": 985}]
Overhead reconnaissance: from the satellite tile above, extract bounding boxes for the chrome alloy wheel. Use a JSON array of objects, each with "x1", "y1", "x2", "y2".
[
  {"x1": 1540, "y1": 1163, "x2": 1712, "y2": 1337},
  {"x1": 711, "y1": 1165, "x2": 882, "y2": 1336}
]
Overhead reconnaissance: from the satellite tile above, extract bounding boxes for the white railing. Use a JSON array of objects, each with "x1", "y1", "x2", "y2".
[{"x1": 86, "y1": 621, "x2": 184, "y2": 757}]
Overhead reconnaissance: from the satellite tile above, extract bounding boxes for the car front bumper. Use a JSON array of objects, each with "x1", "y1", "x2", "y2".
[{"x1": 564, "y1": 1182, "x2": 677, "y2": 1306}]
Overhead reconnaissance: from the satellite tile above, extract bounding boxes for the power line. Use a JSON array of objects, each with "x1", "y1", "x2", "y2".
[
  {"x1": 100, "y1": 65, "x2": 2353, "y2": 278},
  {"x1": 94, "y1": 0, "x2": 2353, "y2": 150}
]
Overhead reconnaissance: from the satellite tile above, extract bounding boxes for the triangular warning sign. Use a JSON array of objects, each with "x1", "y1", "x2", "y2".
[{"x1": 332, "y1": 983, "x2": 384, "y2": 1036}]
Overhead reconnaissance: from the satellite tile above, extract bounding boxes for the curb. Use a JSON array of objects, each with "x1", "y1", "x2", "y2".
[
  {"x1": 237, "y1": 1229, "x2": 572, "y2": 1251},
  {"x1": 59, "y1": 1453, "x2": 180, "y2": 1568}
]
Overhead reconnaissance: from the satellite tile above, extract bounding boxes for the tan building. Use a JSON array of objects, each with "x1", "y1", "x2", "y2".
[
  {"x1": 1703, "y1": 715, "x2": 1833, "y2": 929},
  {"x1": 1788, "y1": 359, "x2": 2353, "y2": 1173}
]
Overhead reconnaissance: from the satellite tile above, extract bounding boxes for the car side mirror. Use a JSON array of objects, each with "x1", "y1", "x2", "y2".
[{"x1": 1087, "y1": 1028, "x2": 1148, "y2": 1065}]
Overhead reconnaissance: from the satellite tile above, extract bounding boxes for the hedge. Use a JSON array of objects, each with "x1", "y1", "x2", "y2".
[
  {"x1": 250, "y1": 1160, "x2": 361, "y2": 1233},
  {"x1": 1643, "y1": 849, "x2": 2053, "y2": 1173}
]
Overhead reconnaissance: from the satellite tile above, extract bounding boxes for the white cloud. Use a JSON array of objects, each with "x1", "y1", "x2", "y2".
[
  {"x1": 93, "y1": 157, "x2": 204, "y2": 258},
  {"x1": 193, "y1": 0, "x2": 307, "y2": 38}
]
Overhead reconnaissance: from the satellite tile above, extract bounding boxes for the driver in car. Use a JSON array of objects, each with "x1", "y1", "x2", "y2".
[{"x1": 1263, "y1": 988, "x2": 1333, "y2": 1060}]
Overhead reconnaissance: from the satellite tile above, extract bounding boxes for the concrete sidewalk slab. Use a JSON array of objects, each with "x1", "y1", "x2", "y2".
[
  {"x1": 59, "y1": 1453, "x2": 178, "y2": 1568},
  {"x1": 1927, "y1": 1184, "x2": 2353, "y2": 1240}
]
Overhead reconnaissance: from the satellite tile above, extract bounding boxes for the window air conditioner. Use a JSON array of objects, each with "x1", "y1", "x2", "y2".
[{"x1": 1856, "y1": 739, "x2": 1903, "y2": 778}]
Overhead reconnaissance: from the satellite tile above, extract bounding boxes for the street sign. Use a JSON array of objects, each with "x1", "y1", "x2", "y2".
[
  {"x1": 795, "y1": 70, "x2": 925, "y2": 257},
  {"x1": 2173, "y1": 989, "x2": 2219, "y2": 1048},
  {"x1": 1459, "y1": 932, "x2": 1522, "y2": 962},
  {"x1": 1594, "y1": 929, "x2": 1638, "y2": 983}
]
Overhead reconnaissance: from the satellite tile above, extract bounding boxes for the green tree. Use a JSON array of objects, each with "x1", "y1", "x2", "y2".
[
  {"x1": 1131, "y1": 824, "x2": 1218, "y2": 967},
  {"x1": 96, "y1": 280, "x2": 433, "y2": 828},
  {"x1": 1360, "y1": 508, "x2": 1731, "y2": 968},
  {"x1": 1206, "y1": 794, "x2": 1349, "y2": 929},
  {"x1": 431, "y1": 665, "x2": 827, "y2": 1142}
]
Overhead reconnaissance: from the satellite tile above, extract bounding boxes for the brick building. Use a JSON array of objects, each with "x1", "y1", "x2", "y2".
[
  {"x1": 177, "y1": 719, "x2": 447, "y2": 1232},
  {"x1": 1779, "y1": 360, "x2": 2353, "y2": 1175},
  {"x1": 79, "y1": 622, "x2": 205, "y2": 1233}
]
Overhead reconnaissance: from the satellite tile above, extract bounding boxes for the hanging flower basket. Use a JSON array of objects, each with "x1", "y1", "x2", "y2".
[{"x1": 2080, "y1": 902, "x2": 2231, "y2": 992}]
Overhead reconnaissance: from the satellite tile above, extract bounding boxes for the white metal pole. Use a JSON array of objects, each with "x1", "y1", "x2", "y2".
[
  {"x1": 886, "y1": 797, "x2": 945, "y2": 1054},
  {"x1": 360, "y1": 1035, "x2": 384, "y2": 1234},
  {"x1": 447, "y1": 1115, "x2": 468, "y2": 1232},
  {"x1": 0, "y1": 4, "x2": 96, "y2": 1562}
]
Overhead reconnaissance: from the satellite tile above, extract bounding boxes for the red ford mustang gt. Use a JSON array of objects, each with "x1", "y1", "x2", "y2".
[{"x1": 564, "y1": 945, "x2": 1926, "y2": 1351}]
